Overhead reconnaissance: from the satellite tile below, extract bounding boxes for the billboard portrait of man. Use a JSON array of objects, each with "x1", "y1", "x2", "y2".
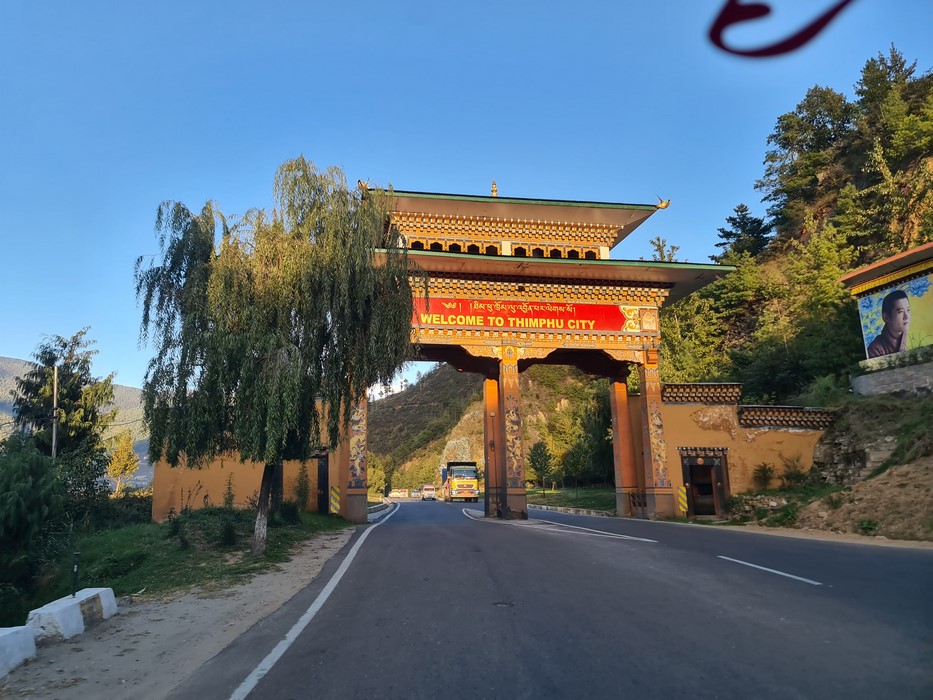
[{"x1": 858, "y1": 274, "x2": 932, "y2": 359}]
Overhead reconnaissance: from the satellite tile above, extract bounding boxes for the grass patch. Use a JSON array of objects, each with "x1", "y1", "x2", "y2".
[
  {"x1": 526, "y1": 487, "x2": 616, "y2": 512},
  {"x1": 3, "y1": 508, "x2": 351, "y2": 626}
]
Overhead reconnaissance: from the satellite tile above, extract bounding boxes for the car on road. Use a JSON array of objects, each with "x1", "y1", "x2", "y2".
[
  {"x1": 410, "y1": 489, "x2": 421, "y2": 498},
  {"x1": 421, "y1": 484, "x2": 437, "y2": 500}
]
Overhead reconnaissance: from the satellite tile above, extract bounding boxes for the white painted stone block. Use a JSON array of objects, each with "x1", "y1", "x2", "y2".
[
  {"x1": 0, "y1": 626, "x2": 37, "y2": 678},
  {"x1": 25, "y1": 588, "x2": 118, "y2": 643}
]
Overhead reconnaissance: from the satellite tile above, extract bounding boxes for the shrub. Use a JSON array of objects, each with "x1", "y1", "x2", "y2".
[
  {"x1": 295, "y1": 463, "x2": 311, "y2": 512},
  {"x1": 223, "y1": 473, "x2": 236, "y2": 510},
  {"x1": 767, "y1": 503, "x2": 799, "y2": 527},
  {"x1": 752, "y1": 463, "x2": 774, "y2": 491},
  {"x1": 858, "y1": 519, "x2": 879, "y2": 535},
  {"x1": 217, "y1": 516, "x2": 238, "y2": 546},
  {"x1": 0, "y1": 435, "x2": 65, "y2": 588},
  {"x1": 780, "y1": 468, "x2": 809, "y2": 489},
  {"x1": 278, "y1": 501, "x2": 302, "y2": 526}
]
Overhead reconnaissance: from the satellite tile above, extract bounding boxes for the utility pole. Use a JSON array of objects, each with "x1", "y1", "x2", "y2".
[{"x1": 51, "y1": 364, "x2": 58, "y2": 461}]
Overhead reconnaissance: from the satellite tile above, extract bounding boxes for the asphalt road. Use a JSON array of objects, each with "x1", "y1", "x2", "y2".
[{"x1": 174, "y1": 501, "x2": 933, "y2": 700}]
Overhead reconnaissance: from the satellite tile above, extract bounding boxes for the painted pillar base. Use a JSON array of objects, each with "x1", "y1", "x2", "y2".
[
  {"x1": 646, "y1": 490, "x2": 675, "y2": 519},
  {"x1": 615, "y1": 487, "x2": 643, "y2": 517},
  {"x1": 485, "y1": 486, "x2": 505, "y2": 518},
  {"x1": 504, "y1": 491, "x2": 528, "y2": 519},
  {"x1": 344, "y1": 493, "x2": 368, "y2": 524}
]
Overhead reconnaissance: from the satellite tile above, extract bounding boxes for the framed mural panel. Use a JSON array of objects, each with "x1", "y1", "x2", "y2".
[{"x1": 857, "y1": 273, "x2": 932, "y2": 359}]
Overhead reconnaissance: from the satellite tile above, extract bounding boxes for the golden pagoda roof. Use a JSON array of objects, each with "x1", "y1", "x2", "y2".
[{"x1": 387, "y1": 190, "x2": 659, "y2": 249}]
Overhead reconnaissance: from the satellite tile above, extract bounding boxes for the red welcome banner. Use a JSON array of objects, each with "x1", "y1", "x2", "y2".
[{"x1": 413, "y1": 297, "x2": 631, "y2": 332}]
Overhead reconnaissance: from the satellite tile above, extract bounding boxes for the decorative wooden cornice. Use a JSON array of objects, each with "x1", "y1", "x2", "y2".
[
  {"x1": 423, "y1": 276, "x2": 670, "y2": 307},
  {"x1": 738, "y1": 405, "x2": 836, "y2": 429},
  {"x1": 661, "y1": 383, "x2": 743, "y2": 404},
  {"x1": 677, "y1": 446, "x2": 729, "y2": 456},
  {"x1": 392, "y1": 211, "x2": 618, "y2": 251}
]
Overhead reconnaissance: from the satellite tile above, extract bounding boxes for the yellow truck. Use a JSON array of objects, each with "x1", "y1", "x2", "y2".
[{"x1": 442, "y1": 461, "x2": 479, "y2": 503}]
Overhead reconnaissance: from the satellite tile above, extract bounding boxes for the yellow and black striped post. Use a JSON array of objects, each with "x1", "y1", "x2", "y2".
[
  {"x1": 677, "y1": 485, "x2": 688, "y2": 515},
  {"x1": 329, "y1": 486, "x2": 340, "y2": 515}
]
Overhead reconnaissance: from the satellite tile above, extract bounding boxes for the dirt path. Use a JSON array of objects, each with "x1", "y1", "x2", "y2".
[{"x1": 0, "y1": 528, "x2": 354, "y2": 700}]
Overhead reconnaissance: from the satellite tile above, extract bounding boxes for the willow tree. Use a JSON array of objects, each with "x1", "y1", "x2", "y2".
[{"x1": 136, "y1": 157, "x2": 415, "y2": 555}]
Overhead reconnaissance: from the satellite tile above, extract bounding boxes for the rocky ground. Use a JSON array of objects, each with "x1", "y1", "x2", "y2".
[{"x1": 793, "y1": 455, "x2": 933, "y2": 542}]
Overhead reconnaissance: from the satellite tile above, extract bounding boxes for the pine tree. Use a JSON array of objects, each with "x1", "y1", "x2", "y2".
[{"x1": 710, "y1": 204, "x2": 772, "y2": 261}]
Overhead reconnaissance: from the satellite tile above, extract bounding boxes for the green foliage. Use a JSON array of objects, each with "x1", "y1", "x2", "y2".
[
  {"x1": 91, "y1": 490, "x2": 154, "y2": 529},
  {"x1": 218, "y1": 515, "x2": 238, "y2": 546},
  {"x1": 0, "y1": 435, "x2": 64, "y2": 588},
  {"x1": 58, "y1": 443, "x2": 111, "y2": 525},
  {"x1": 0, "y1": 508, "x2": 353, "y2": 625},
  {"x1": 11, "y1": 330, "x2": 115, "y2": 522},
  {"x1": 648, "y1": 235, "x2": 679, "y2": 262},
  {"x1": 766, "y1": 503, "x2": 799, "y2": 527},
  {"x1": 223, "y1": 472, "x2": 236, "y2": 510},
  {"x1": 366, "y1": 453, "x2": 388, "y2": 498},
  {"x1": 682, "y1": 47, "x2": 933, "y2": 403},
  {"x1": 12, "y1": 328, "x2": 116, "y2": 459},
  {"x1": 525, "y1": 486, "x2": 616, "y2": 512},
  {"x1": 793, "y1": 374, "x2": 850, "y2": 407},
  {"x1": 107, "y1": 429, "x2": 139, "y2": 495},
  {"x1": 277, "y1": 501, "x2": 302, "y2": 526},
  {"x1": 136, "y1": 158, "x2": 418, "y2": 555},
  {"x1": 858, "y1": 519, "x2": 879, "y2": 535},
  {"x1": 135, "y1": 158, "x2": 417, "y2": 469},
  {"x1": 780, "y1": 467, "x2": 809, "y2": 490},
  {"x1": 294, "y1": 463, "x2": 310, "y2": 511},
  {"x1": 660, "y1": 294, "x2": 726, "y2": 382},
  {"x1": 752, "y1": 463, "x2": 774, "y2": 491},
  {"x1": 711, "y1": 203, "x2": 772, "y2": 261},
  {"x1": 528, "y1": 441, "x2": 552, "y2": 488}
]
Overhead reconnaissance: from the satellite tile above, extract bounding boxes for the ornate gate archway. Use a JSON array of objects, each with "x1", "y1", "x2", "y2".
[{"x1": 384, "y1": 189, "x2": 728, "y2": 519}]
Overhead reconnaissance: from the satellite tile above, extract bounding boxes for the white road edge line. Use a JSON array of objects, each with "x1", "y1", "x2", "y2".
[
  {"x1": 537, "y1": 518, "x2": 657, "y2": 543},
  {"x1": 462, "y1": 509, "x2": 656, "y2": 543},
  {"x1": 717, "y1": 555, "x2": 822, "y2": 586},
  {"x1": 229, "y1": 503, "x2": 401, "y2": 700}
]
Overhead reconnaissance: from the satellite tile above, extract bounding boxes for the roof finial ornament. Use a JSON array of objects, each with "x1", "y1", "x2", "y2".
[
  {"x1": 656, "y1": 195, "x2": 670, "y2": 209},
  {"x1": 491, "y1": 180, "x2": 498, "y2": 197}
]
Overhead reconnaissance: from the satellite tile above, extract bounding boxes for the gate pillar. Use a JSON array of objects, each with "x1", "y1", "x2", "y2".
[
  {"x1": 609, "y1": 371, "x2": 640, "y2": 517},
  {"x1": 483, "y1": 378, "x2": 505, "y2": 517},
  {"x1": 638, "y1": 354, "x2": 674, "y2": 518},
  {"x1": 341, "y1": 398, "x2": 369, "y2": 524},
  {"x1": 498, "y1": 346, "x2": 527, "y2": 519}
]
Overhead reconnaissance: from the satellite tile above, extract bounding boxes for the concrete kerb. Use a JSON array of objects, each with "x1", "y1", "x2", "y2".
[
  {"x1": 1, "y1": 587, "x2": 118, "y2": 678},
  {"x1": 0, "y1": 627, "x2": 36, "y2": 679},
  {"x1": 368, "y1": 501, "x2": 398, "y2": 523},
  {"x1": 528, "y1": 503, "x2": 614, "y2": 518},
  {"x1": 26, "y1": 587, "x2": 118, "y2": 644}
]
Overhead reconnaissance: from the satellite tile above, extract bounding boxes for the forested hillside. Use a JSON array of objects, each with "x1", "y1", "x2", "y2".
[{"x1": 661, "y1": 46, "x2": 932, "y2": 402}]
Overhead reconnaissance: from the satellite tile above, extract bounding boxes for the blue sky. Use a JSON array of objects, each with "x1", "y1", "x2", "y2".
[{"x1": 1, "y1": 1, "x2": 930, "y2": 389}]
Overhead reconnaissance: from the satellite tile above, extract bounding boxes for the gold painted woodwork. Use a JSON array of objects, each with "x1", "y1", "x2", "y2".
[
  {"x1": 391, "y1": 211, "x2": 620, "y2": 260},
  {"x1": 849, "y1": 259, "x2": 933, "y2": 296}
]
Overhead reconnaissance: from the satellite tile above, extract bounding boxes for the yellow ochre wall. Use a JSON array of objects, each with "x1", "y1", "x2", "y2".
[
  {"x1": 151, "y1": 439, "x2": 349, "y2": 523},
  {"x1": 655, "y1": 403, "x2": 825, "y2": 495}
]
